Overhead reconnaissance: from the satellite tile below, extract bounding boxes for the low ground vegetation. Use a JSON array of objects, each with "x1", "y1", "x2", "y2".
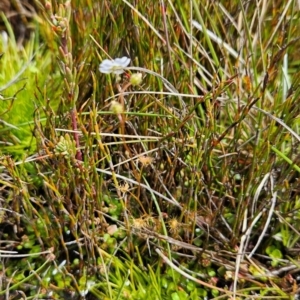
[{"x1": 0, "y1": 1, "x2": 300, "y2": 299}]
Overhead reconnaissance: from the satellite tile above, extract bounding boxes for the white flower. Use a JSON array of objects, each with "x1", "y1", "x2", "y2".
[{"x1": 99, "y1": 56, "x2": 131, "y2": 74}]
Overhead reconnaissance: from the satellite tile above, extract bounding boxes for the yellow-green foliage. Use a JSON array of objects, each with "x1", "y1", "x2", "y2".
[
  {"x1": 1, "y1": 1, "x2": 300, "y2": 299},
  {"x1": 0, "y1": 16, "x2": 60, "y2": 154}
]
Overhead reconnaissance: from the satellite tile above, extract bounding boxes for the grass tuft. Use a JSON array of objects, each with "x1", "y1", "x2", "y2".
[{"x1": 0, "y1": 0, "x2": 300, "y2": 299}]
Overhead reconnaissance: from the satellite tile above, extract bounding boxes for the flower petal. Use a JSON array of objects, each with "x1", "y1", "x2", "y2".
[
  {"x1": 99, "y1": 59, "x2": 114, "y2": 68},
  {"x1": 99, "y1": 59, "x2": 115, "y2": 73},
  {"x1": 114, "y1": 56, "x2": 131, "y2": 67},
  {"x1": 99, "y1": 68, "x2": 111, "y2": 74}
]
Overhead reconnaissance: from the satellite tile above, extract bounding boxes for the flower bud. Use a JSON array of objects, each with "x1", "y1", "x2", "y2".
[
  {"x1": 110, "y1": 101, "x2": 124, "y2": 114},
  {"x1": 45, "y1": 1, "x2": 52, "y2": 11},
  {"x1": 130, "y1": 73, "x2": 143, "y2": 86}
]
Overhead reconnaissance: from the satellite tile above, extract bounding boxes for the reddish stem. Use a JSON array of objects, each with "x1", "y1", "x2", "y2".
[{"x1": 71, "y1": 108, "x2": 82, "y2": 161}]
